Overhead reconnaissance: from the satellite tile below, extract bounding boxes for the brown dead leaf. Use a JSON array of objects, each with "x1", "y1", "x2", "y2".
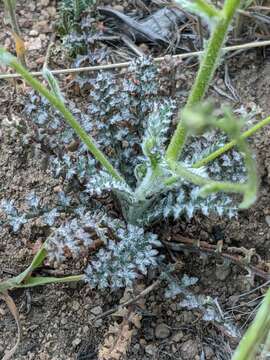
[
  {"x1": 98, "y1": 285, "x2": 145, "y2": 360},
  {"x1": 98, "y1": 319, "x2": 134, "y2": 360}
]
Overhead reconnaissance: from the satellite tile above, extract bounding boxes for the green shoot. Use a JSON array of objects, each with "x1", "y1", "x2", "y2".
[
  {"x1": 232, "y1": 287, "x2": 270, "y2": 360},
  {"x1": 3, "y1": 0, "x2": 26, "y2": 67},
  {"x1": 166, "y1": 103, "x2": 257, "y2": 209},
  {"x1": 193, "y1": 115, "x2": 270, "y2": 168},
  {"x1": 166, "y1": 0, "x2": 241, "y2": 161}
]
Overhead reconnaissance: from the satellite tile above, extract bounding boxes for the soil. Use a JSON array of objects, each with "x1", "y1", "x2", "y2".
[{"x1": 1, "y1": 1, "x2": 270, "y2": 360}]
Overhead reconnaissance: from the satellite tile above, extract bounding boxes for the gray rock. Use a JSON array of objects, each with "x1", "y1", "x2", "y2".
[
  {"x1": 172, "y1": 331, "x2": 184, "y2": 342},
  {"x1": 72, "y1": 338, "x2": 81, "y2": 347},
  {"x1": 265, "y1": 215, "x2": 270, "y2": 226},
  {"x1": 90, "y1": 306, "x2": 102, "y2": 315},
  {"x1": 215, "y1": 263, "x2": 231, "y2": 281},
  {"x1": 181, "y1": 339, "x2": 198, "y2": 360},
  {"x1": 72, "y1": 301, "x2": 80, "y2": 311},
  {"x1": 155, "y1": 323, "x2": 170, "y2": 339},
  {"x1": 145, "y1": 344, "x2": 157, "y2": 356}
]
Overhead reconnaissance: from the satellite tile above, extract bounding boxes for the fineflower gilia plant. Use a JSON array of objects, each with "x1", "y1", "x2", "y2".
[
  {"x1": 0, "y1": 0, "x2": 263, "y2": 291},
  {"x1": 1, "y1": 0, "x2": 270, "y2": 357}
]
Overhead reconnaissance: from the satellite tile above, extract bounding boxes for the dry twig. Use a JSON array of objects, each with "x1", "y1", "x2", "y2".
[
  {"x1": 95, "y1": 279, "x2": 161, "y2": 320},
  {"x1": 1, "y1": 40, "x2": 270, "y2": 80},
  {"x1": 163, "y1": 235, "x2": 270, "y2": 280}
]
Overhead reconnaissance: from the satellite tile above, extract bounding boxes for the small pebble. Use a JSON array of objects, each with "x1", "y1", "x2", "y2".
[
  {"x1": 61, "y1": 318, "x2": 67, "y2": 325},
  {"x1": 181, "y1": 339, "x2": 198, "y2": 360},
  {"x1": 204, "y1": 346, "x2": 214, "y2": 359},
  {"x1": 40, "y1": 0, "x2": 50, "y2": 5},
  {"x1": 215, "y1": 263, "x2": 231, "y2": 281},
  {"x1": 29, "y1": 30, "x2": 39, "y2": 37},
  {"x1": 72, "y1": 301, "x2": 80, "y2": 311},
  {"x1": 113, "y1": 5, "x2": 124, "y2": 12},
  {"x1": 145, "y1": 344, "x2": 156, "y2": 356},
  {"x1": 170, "y1": 303, "x2": 177, "y2": 311},
  {"x1": 90, "y1": 306, "x2": 102, "y2": 315},
  {"x1": 265, "y1": 215, "x2": 270, "y2": 226},
  {"x1": 155, "y1": 323, "x2": 170, "y2": 339},
  {"x1": 172, "y1": 331, "x2": 184, "y2": 342},
  {"x1": 133, "y1": 344, "x2": 140, "y2": 352},
  {"x1": 72, "y1": 338, "x2": 81, "y2": 347}
]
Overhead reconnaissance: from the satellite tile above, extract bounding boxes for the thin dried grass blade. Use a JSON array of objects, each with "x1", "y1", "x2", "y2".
[{"x1": 0, "y1": 291, "x2": 21, "y2": 360}]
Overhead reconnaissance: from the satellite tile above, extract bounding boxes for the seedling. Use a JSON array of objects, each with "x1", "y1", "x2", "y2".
[
  {"x1": 1, "y1": 0, "x2": 270, "y2": 357},
  {"x1": 0, "y1": 0, "x2": 266, "y2": 306}
]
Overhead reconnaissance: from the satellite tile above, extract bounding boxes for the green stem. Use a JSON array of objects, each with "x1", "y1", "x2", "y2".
[
  {"x1": 4, "y1": 0, "x2": 20, "y2": 35},
  {"x1": 4, "y1": 0, "x2": 26, "y2": 67},
  {"x1": 193, "y1": 115, "x2": 270, "y2": 168},
  {"x1": 166, "y1": 161, "x2": 246, "y2": 194},
  {"x1": 166, "y1": 0, "x2": 241, "y2": 162},
  {"x1": 0, "y1": 48, "x2": 125, "y2": 184},
  {"x1": 232, "y1": 287, "x2": 270, "y2": 360},
  {"x1": 166, "y1": 159, "x2": 256, "y2": 207},
  {"x1": 134, "y1": 163, "x2": 162, "y2": 201},
  {"x1": 193, "y1": 0, "x2": 220, "y2": 18},
  {"x1": 166, "y1": 103, "x2": 258, "y2": 208}
]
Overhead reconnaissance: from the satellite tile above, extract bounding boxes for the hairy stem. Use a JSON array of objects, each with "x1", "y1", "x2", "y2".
[
  {"x1": 166, "y1": 161, "x2": 246, "y2": 194},
  {"x1": 4, "y1": 0, "x2": 26, "y2": 66},
  {"x1": 166, "y1": 0, "x2": 241, "y2": 162},
  {"x1": 192, "y1": 115, "x2": 270, "y2": 168},
  {"x1": 4, "y1": 0, "x2": 20, "y2": 34},
  {"x1": 193, "y1": 0, "x2": 220, "y2": 18},
  {"x1": 0, "y1": 48, "x2": 126, "y2": 184},
  {"x1": 232, "y1": 287, "x2": 270, "y2": 360},
  {"x1": 165, "y1": 102, "x2": 258, "y2": 208}
]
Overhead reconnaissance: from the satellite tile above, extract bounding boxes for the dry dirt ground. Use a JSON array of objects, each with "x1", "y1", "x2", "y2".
[{"x1": 1, "y1": 1, "x2": 270, "y2": 359}]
